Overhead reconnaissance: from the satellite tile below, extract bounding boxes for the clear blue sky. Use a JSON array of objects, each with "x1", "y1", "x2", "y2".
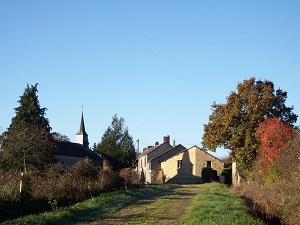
[{"x1": 1, "y1": 1, "x2": 300, "y2": 158}]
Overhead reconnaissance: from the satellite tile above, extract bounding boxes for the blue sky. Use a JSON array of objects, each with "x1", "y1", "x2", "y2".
[{"x1": 1, "y1": 1, "x2": 299, "y2": 158}]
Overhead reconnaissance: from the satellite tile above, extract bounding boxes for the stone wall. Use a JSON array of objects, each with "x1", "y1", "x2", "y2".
[{"x1": 161, "y1": 146, "x2": 224, "y2": 184}]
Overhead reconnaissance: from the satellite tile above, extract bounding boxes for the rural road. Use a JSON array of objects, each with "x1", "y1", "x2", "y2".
[{"x1": 88, "y1": 185, "x2": 201, "y2": 225}]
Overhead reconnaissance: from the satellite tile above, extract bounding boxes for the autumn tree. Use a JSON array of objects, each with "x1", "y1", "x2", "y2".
[
  {"x1": 202, "y1": 77, "x2": 297, "y2": 174},
  {"x1": 0, "y1": 84, "x2": 56, "y2": 171},
  {"x1": 256, "y1": 118, "x2": 294, "y2": 171},
  {"x1": 96, "y1": 115, "x2": 136, "y2": 171}
]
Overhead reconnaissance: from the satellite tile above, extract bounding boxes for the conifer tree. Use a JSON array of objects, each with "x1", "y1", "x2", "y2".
[
  {"x1": 0, "y1": 84, "x2": 55, "y2": 171},
  {"x1": 96, "y1": 115, "x2": 136, "y2": 171},
  {"x1": 10, "y1": 83, "x2": 50, "y2": 132}
]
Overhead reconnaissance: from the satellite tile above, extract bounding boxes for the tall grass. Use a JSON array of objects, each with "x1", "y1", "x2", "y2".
[{"x1": 181, "y1": 183, "x2": 265, "y2": 225}]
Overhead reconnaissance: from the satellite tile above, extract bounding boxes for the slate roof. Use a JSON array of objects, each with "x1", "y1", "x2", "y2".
[
  {"x1": 55, "y1": 141, "x2": 102, "y2": 161},
  {"x1": 141, "y1": 142, "x2": 174, "y2": 161},
  {"x1": 149, "y1": 144, "x2": 186, "y2": 162}
]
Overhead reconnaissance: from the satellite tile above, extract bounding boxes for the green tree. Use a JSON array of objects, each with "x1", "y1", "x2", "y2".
[
  {"x1": 10, "y1": 83, "x2": 51, "y2": 132},
  {"x1": 1, "y1": 124, "x2": 55, "y2": 171},
  {"x1": 0, "y1": 84, "x2": 55, "y2": 171},
  {"x1": 96, "y1": 115, "x2": 136, "y2": 171},
  {"x1": 202, "y1": 77, "x2": 297, "y2": 174}
]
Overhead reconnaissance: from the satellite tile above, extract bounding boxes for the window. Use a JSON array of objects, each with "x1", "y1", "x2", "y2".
[
  {"x1": 206, "y1": 161, "x2": 211, "y2": 168},
  {"x1": 177, "y1": 160, "x2": 182, "y2": 169}
]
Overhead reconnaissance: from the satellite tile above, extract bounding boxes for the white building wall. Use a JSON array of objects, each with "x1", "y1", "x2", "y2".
[{"x1": 75, "y1": 134, "x2": 83, "y2": 145}]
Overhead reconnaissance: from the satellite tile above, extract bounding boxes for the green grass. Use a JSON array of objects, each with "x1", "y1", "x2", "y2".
[
  {"x1": 1, "y1": 184, "x2": 178, "y2": 225},
  {"x1": 112, "y1": 193, "x2": 183, "y2": 225},
  {"x1": 2, "y1": 183, "x2": 266, "y2": 225},
  {"x1": 180, "y1": 183, "x2": 265, "y2": 225}
]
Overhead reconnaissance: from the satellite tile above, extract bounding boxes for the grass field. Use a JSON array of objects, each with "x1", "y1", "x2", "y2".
[{"x1": 180, "y1": 183, "x2": 265, "y2": 225}]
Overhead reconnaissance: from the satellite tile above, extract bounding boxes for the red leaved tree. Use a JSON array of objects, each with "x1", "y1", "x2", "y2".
[{"x1": 256, "y1": 118, "x2": 294, "y2": 171}]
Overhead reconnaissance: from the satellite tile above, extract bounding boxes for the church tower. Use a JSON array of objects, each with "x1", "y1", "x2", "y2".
[{"x1": 75, "y1": 112, "x2": 89, "y2": 148}]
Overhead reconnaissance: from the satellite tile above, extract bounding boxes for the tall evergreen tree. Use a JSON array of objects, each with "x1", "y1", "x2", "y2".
[
  {"x1": 10, "y1": 83, "x2": 51, "y2": 132},
  {"x1": 96, "y1": 115, "x2": 136, "y2": 171},
  {"x1": 202, "y1": 77, "x2": 297, "y2": 174},
  {"x1": 0, "y1": 84, "x2": 55, "y2": 171}
]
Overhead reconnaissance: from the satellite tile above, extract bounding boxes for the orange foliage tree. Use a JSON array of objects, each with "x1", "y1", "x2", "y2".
[{"x1": 256, "y1": 118, "x2": 294, "y2": 171}]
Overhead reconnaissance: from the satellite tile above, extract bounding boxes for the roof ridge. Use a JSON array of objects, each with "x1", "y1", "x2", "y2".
[{"x1": 150, "y1": 144, "x2": 186, "y2": 161}]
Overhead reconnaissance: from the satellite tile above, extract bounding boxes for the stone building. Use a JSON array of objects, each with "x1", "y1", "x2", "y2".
[
  {"x1": 161, "y1": 145, "x2": 224, "y2": 184},
  {"x1": 138, "y1": 136, "x2": 185, "y2": 183}
]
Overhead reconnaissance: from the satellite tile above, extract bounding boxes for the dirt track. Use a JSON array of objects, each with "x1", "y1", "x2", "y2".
[{"x1": 88, "y1": 185, "x2": 201, "y2": 225}]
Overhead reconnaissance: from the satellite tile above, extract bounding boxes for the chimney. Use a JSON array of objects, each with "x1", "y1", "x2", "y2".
[
  {"x1": 155, "y1": 141, "x2": 159, "y2": 147},
  {"x1": 163, "y1": 135, "x2": 170, "y2": 143},
  {"x1": 173, "y1": 140, "x2": 176, "y2": 147}
]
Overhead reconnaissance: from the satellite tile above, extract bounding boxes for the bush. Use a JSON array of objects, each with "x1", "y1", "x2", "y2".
[
  {"x1": 0, "y1": 171, "x2": 20, "y2": 203},
  {"x1": 119, "y1": 168, "x2": 140, "y2": 189},
  {"x1": 0, "y1": 158, "x2": 141, "y2": 222},
  {"x1": 221, "y1": 166, "x2": 232, "y2": 185},
  {"x1": 201, "y1": 167, "x2": 217, "y2": 183},
  {"x1": 241, "y1": 130, "x2": 300, "y2": 225}
]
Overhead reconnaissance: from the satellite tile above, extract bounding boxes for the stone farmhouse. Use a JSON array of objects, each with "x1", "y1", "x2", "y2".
[
  {"x1": 138, "y1": 136, "x2": 185, "y2": 183},
  {"x1": 54, "y1": 112, "x2": 103, "y2": 167},
  {"x1": 137, "y1": 136, "x2": 223, "y2": 184}
]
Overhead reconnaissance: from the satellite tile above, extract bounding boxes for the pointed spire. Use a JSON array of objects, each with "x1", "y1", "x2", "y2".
[
  {"x1": 76, "y1": 112, "x2": 87, "y2": 135},
  {"x1": 75, "y1": 111, "x2": 89, "y2": 148}
]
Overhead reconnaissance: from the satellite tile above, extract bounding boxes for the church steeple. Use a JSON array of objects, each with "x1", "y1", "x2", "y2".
[{"x1": 75, "y1": 112, "x2": 89, "y2": 148}]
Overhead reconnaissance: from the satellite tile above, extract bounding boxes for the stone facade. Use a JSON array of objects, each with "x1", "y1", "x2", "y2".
[
  {"x1": 161, "y1": 146, "x2": 224, "y2": 184},
  {"x1": 137, "y1": 136, "x2": 175, "y2": 183}
]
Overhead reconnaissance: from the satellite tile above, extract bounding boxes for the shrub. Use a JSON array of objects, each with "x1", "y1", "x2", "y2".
[
  {"x1": 241, "y1": 129, "x2": 300, "y2": 225},
  {"x1": 98, "y1": 168, "x2": 124, "y2": 191},
  {"x1": 201, "y1": 167, "x2": 217, "y2": 183},
  {"x1": 256, "y1": 118, "x2": 293, "y2": 173},
  {"x1": 0, "y1": 171, "x2": 20, "y2": 203},
  {"x1": 221, "y1": 166, "x2": 232, "y2": 185},
  {"x1": 0, "y1": 159, "x2": 141, "y2": 222},
  {"x1": 119, "y1": 168, "x2": 140, "y2": 189}
]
